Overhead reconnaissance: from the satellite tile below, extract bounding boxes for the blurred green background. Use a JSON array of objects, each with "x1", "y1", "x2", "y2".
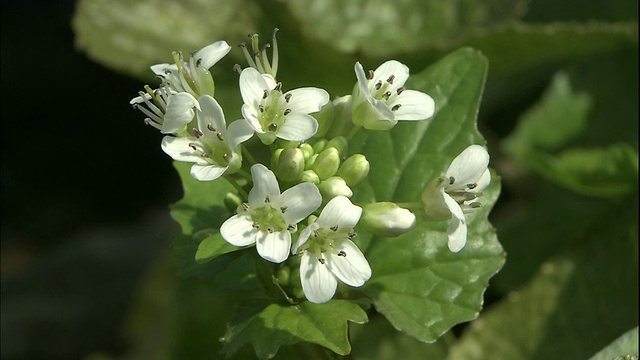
[{"x1": 1, "y1": 0, "x2": 637, "y2": 359}]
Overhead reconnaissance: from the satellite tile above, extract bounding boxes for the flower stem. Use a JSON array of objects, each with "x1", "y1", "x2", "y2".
[
  {"x1": 224, "y1": 175, "x2": 248, "y2": 199},
  {"x1": 346, "y1": 124, "x2": 361, "y2": 140},
  {"x1": 241, "y1": 145, "x2": 258, "y2": 166}
]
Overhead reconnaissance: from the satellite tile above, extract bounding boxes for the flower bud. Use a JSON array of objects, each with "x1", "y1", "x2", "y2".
[
  {"x1": 276, "y1": 148, "x2": 305, "y2": 182},
  {"x1": 360, "y1": 202, "x2": 416, "y2": 237},
  {"x1": 224, "y1": 192, "x2": 243, "y2": 213},
  {"x1": 312, "y1": 101, "x2": 334, "y2": 139},
  {"x1": 317, "y1": 176, "x2": 353, "y2": 202},
  {"x1": 312, "y1": 147, "x2": 341, "y2": 180},
  {"x1": 300, "y1": 169, "x2": 321, "y2": 185},
  {"x1": 299, "y1": 143, "x2": 315, "y2": 162},
  {"x1": 336, "y1": 154, "x2": 370, "y2": 186},
  {"x1": 276, "y1": 265, "x2": 291, "y2": 286},
  {"x1": 312, "y1": 139, "x2": 328, "y2": 154},
  {"x1": 270, "y1": 148, "x2": 283, "y2": 171},
  {"x1": 421, "y1": 176, "x2": 451, "y2": 221},
  {"x1": 326, "y1": 136, "x2": 348, "y2": 157}
]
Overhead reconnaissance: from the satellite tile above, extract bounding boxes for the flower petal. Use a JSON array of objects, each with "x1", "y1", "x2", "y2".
[
  {"x1": 239, "y1": 67, "x2": 269, "y2": 108},
  {"x1": 443, "y1": 194, "x2": 467, "y2": 252},
  {"x1": 372, "y1": 60, "x2": 410, "y2": 89},
  {"x1": 354, "y1": 62, "x2": 371, "y2": 96},
  {"x1": 190, "y1": 164, "x2": 227, "y2": 181},
  {"x1": 285, "y1": 88, "x2": 330, "y2": 114},
  {"x1": 392, "y1": 90, "x2": 436, "y2": 121},
  {"x1": 193, "y1": 41, "x2": 231, "y2": 69},
  {"x1": 473, "y1": 168, "x2": 491, "y2": 193},
  {"x1": 248, "y1": 164, "x2": 280, "y2": 206},
  {"x1": 317, "y1": 196, "x2": 362, "y2": 229},
  {"x1": 293, "y1": 223, "x2": 318, "y2": 254},
  {"x1": 227, "y1": 119, "x2": 255, "y2": 150},
  {"x1": 162, "y1": 92, "x2": 199, "y2": 134},
  {"x1": 277, "y1": 113, "x2": 318, "y2": 141},
  {"x1": 150, "y1": 63, "x2": 177, "y2": 77},
  {"x1": 161, "y1": 136, "x2": 205, "y2": 163},
  {"x1": 241, "y1": 104, "x2": 265, "y2": 133},
  {"x1": 300, "y1": 253, "x2": 338, "y2": 303},
  {"x1": 326, "y1": 240, "x2": 372, "y2": 287},
  {"x1": 279, "y1": 183, "x2": 322, "y2": 224},
  {"x1": 445, "y1": 145, "x2": 490, "y2": 189},
  {"x1": 196, "y1": 95, "x2": 226, "y2": 135},
  {"x1": 220, "y1": 214, "x2": 258, "y2": 246},
  {"x1": 256, "y1": 230, "x2": 291, "y2": 263}
]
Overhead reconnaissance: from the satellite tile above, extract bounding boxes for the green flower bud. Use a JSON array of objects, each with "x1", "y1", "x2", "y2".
[
  {"x1": 305, "y1": 154, "x2": 318, "y2": 169},
  {"x1": 336, "y1": 154, "x2": 370, "y2": 186},
  {"x1": 275, "y1": 138, "x2": 299, "y2": 149},
  {"x1": 276, "y1": 148, "x2": 305, "y2": 182},
  {"x1": 318, "y1": 176, "x2": 353, "y2": 202},
  {"x1": 300, "y1": 170, "x2": 321, "y2": 185},
  {"x1": 276, "y1": 265, "x2": 291, "y2": 286},
  {"x1": 312, "y1": 147, "x2": 341, "y2": 180},
  {"x1": 299, "y1": 143, "x2": 315, "y2": 162},
  {"x1": 312, "y1": 139, "x2": 328, "y2": 154},
  {"x1": 224, "y1": 192, "x2": 243, "y2": 213},
  {"x1": 312, "y1": 101, "x2": 335, "y2": 139},
  {"x1": 326, "y1": 136, "x2": 348, "y2": 157},
  {"x1": 271, "y1": 148, "x2": 283, "y2": 171},
  {"x1": 360, "y1": 202, "x2": 416, "y2": 237}
]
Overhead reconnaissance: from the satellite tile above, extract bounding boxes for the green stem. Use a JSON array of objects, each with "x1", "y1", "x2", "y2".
[
  {"x1": 224, "y1": 175, "x2": 248, "y2": 199},
  {"x1": 241, "y1": 145, "x2": 258, "y2": 166},
  {"x1": 345, "y1": 124, "x2": 362, "y2": 140}
]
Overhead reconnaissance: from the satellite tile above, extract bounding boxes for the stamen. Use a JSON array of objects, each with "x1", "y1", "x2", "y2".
[
  {"x1": 330, "y1": 225, "x2": 338, "y2": 231},
  {"x1": 262, "y1": 90, "x2": 269, "y2": 99},
  {"x1": 397, "y1": 87, "x2": 405, "y2": 95},
  {"x1": 223, "y1": 153, "x2": 230, "y2": 161},
  {"x1": 391, "y1": 104, "x2": 402, "y2": 111},
  {"x1": 367, "y1": 70, "x2": 374, "y2": 80},
  {"x1": 374, "y1": 81, "x2": 383, "y2": 90},
  {"x1": 253, "y1": 222, "x2": 260, "y2": 229},
  {"x1": 449, "y1": 176, "x2": 455, "y2": 185},
  {"x1": 216, "y1": 133, "x2": 224, "y2": 142},
  {"x1": 274, "y1": 82, "x2": 282, "y2": 91},
  {"x1": 318, "y1": 258, "x2": 326, "y2": 265},
  {"x1": 283, "y1": 109, "x2": 291, "y2": 116},
  {"x1": 287, "y1": 224, "x2": 296, "y2": 231},
  {"x1": 239, "y1": 42, "x2": 258, "y2": 69},
  {"x1": 196, "y1": 58, "x2": 202, "y2": 67},
  {"x1": 264, "y1": 195, "x2": 270, "y2": 203},
  {"x1": 260, "y1": 44, "x2": 272, "y2": 74},
  {"x1": 467, "y1": 183, "x2": 478, "y2": 190},
  {"x1": 271, "y1": 28, "x2": 280, "y2": 76},
  {"x1": 207, "y1": 124, "x2": 217, "y2": 132},
  {"x1": 201, "y1": 153, "x2": 210, "y2": 158},
  {"x1": 280, "y1": 206, "x2": 288, "y2": 213},
  {"x1": 259, "y1": 105, "x2": 265, "y2": 112},
  {"x1": 268, "y1": 123, "x2": 278, "y2": 132},
  {"x1": 386, "y1": 75, "x2": 395, "y2": 84},
  {"x1": 337, "y1": 250, "x2": 347, "y2": 257},
  {"x1": 313, "y1": 230, "x2": 320, "y2": 237},
  {"x1": 188, "y1": 143, "x2": 198, "y2": 151},
  {"x1": 193, "y1": 128, "x2": 203, "y2": 138},
  {"x1": 267, "y1": 227, "x2": 274, "y2": 233},
  {"x1": 233, "y1": 64, "x2": 242, "y2": 74},
  {"x1": 242, "y1": 203, "x2": 250, "y2": 211},
  {"x1": 382, "y1": 91, "x2": 391, "y2": 100},
  {"x1": 284, "y1": 93, "x2": 292, "y2": 103},
  {"x1": 470, "y1": 202, "x2": 482, "y2": 208},
  {"x1": 348, "y1": 232, "x2": 357, "y2": 239},
  {"x1": 143, "y1": 118, "x2": 162, "y2": 131}
]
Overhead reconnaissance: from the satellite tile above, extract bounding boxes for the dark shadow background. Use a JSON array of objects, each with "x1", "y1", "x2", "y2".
[{"x1": 1, "y1": 1, "x2": 180, "y2": 358}]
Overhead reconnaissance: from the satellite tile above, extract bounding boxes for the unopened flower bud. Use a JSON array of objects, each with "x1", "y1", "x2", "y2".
[
  {"x1": 326, "y1": 136, "x2": 348, "y2": 157},
  {"x1": 360, "y1": 202, "x2": 416, "y2": 237},
  {"x1": 276, "y1": 148, "x2": 305, "y2": 182},
  {"x1": 312, "y1": 139, "x2": 328, "y2": 154},
  {"x1": 317, "y1": 176, "x2": 353, "y2": 201},
  {"x1": 271, "y1": 148, "x2": 283, "y2": 171},
  {"x1": 300, "y1": 169, "x2": 321, "y2": 185},
  {"x1": 312, "y1": 147, "x2": 341, "y2": 180},
  {"x1": 312, "y1": 101, "x2": 334, "y2": 138},
  {"x1": 337, "y1": 154, "x2": 370, "y2": 186},
  {"x1": 299, "y1": 143, "x2": 315, "y2": 162},
  {"x1": 224, "y1": 192, "x2": 243, "y2": 213}
]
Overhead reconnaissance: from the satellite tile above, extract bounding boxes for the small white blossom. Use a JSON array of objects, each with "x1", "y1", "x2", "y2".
[
  {"x1": 161, "y1": 95, "x2": 254, "y2": 181},
  {"x1": 131, "y1": 86, "x2": 202, "y2": 135},
  {"x1": 221, "y1": 164, "x2": 322, "y2": 263},
  {"x1": 293, "y1": 196, "x2": 372, "y2": 304},
  {"x1": 422, "y1": 145, "x2": 491, "y2": 252},
  {"x1": 151, "y1": 41, "x2": 231, "y2": 98},
  {"x1": 239, "y1": 67, "x2": 329, "y2": 144},
  {"x1": 352, "y1": 60, "x2": 435, "y2": 131}
]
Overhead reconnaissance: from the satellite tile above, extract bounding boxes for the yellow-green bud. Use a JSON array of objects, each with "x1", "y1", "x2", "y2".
[
  {"x1": 299, "y1": 143, "x2": 315, "y2": 162},
  {"x1": 312, "y1": 101, "x2": 334, "y2": 139},
  {"x1": 306, "y1": 154, "x2": 318, "y2": 169},
  {"x1": 336, "y1": 154, "x2": 370, "y2": 186},
  {"x1": 318, "y1": 177, "x2": 353, "y2": 202},
  {"x1": 224, "y1": 192, "x2": 243, "y2": 213},
  {"x1": 312, "y1": 139, "x2": 328, "y2": 154},
  {"x1": 312, "y1": 147, "x2": 341, "y2": 180},
  {"x1": 360, "y1": 202, "x2": 416, "y2": 237},
  {"x1": 300, "y1": 170, "x2": 321, "y2": 185},
  {"x1": 326, "y1": 136, "x2": 348, "y2": 157},
  {"x1": 271, "y1": 148, "x2": 283, "y2": 170},
  {"x1": 276, "y1": 148, "x2": 305, "y2": 182}
]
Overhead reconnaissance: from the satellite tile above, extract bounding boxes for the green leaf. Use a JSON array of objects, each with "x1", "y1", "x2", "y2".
[
  {"x1": 221, "y1": 300, "x2": 368, "y2": 359},
  {"x1": 448, "y1": 197, "x2": 639, "y2": 360},
  {"x1": 589, "y1": 327, "x2": 639, "y2": 360},
  {"x1": 348, "y1": 48, "x2": 505, "y2": 343},
  {"x1": 280, "y1": 0, "x2": 527, "y2": 56},
  {"x1": 169, "y1": 162, "x2": 243, "y2": 276}
]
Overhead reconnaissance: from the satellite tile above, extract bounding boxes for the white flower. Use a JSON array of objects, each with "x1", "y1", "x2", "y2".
[
  {"x1": 161, "y1": 95, "x2": 254, "y2": 181},
  {"x1": 239, "y1": 67, "x2": 329, "y2": 144},
  {"x1": 293, "y1": 196, "x2": 372, "y2": 304},
  {"x1": 352, "y1": 60, "x2": 435, "y2": 131},
  {"x1": 131, "y1": 86, "x2": 202, "y2": 135},
  {"x1": 421, "y1": 145, "x2": 491, "y2": 252},
  {"x1": 221, "y1": 164, "x2": 322, "y2": 263},
  {"x1": 151, "y1": 41, "x2": 231, "y2": 98}
]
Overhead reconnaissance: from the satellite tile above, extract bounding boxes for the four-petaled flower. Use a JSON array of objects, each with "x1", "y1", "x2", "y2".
[
  {"x1": 221, "y1": 164, "x2": 322, "y2": 263},
  {"x1": 152, "y1": 41, "x2": 232, "y2": 98},
  {"x1": 161, "y1": 95, "x2": 254, "y2": 180},
  {"x1": 293, "y1": 196, "x2": 372, "y2": 303},
  {"x1": 239, "y1": 67, "x2": 329, "y2": 144},
  {"x1": 352, "y1": 60, "x2": 435, "y2": 131},
  {"x1": 421, "y1": 144, "x2": 491, "y2": 252}
]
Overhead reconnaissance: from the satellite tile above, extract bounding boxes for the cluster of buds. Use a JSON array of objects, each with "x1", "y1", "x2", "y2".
[{"x1": 130, "y1": 29, "x2": 491, "y2": 304}]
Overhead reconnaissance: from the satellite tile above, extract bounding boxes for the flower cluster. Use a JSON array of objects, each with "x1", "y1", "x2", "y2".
[{"x1": 131, "y1": 30, "x2": 491, "y2": 304}]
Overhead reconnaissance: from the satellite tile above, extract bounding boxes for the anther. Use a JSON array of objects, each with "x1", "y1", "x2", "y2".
[
  {"x1": 284, "y1": 93, "x2": 292, "y2": 103},
  {"x1": 233, "y1": 64, "x2": 242, "y2": 74},
  {"x1": 188, "y1": 143, "x2": 198, "y2": 151},
  {"x1": 348, "y1": 232, "x2": 357, "y2": 239},
  {"x1": 201, "y1": 153, "x2": 210, "y2": 158},
  {"x1": 280, "y1": 206, "x2": 288, "y2": 213},
  {"x1": 262, "y1": 90, "x2": 269, "y2": 99},
  {"x1": 467, "y1": 183, "x2": 478, "y2": 190},
  {"x1": 259, "y1": 105, "x2": 265, "y2": 112},
  {"x1": 337, "y1": 250, "x2": 347, "y2": 257},
  {"x1": 313, "y1": 230, "x2": 320, "y2": 237},
  {"x1": 470, "y1": 202, "x2": 482, "y2": 208},
  {"x1": 386, "y1": 75, "x2": 395, "y2": 84},
  {"x1": 284, "y1": 109, "x2": 291, "y2": 116},
  {"x1": 207, "y1": 124, "x2": 217, "y2": 132},
  {"x1": 264, "y1": 195, "x2": 270, "y2": 203},
  {"x1": 274, "y1": 82, "x2": 282, "y2": 91},
  {"x1": 382, "y1": 91, "x2": 391, "y2": 100},
  {"x1": 217, "y1": 133, "x2": 224, "y2": 141},
  {"x1": 267, "y1": 227, "x2": 274, "y2": 233},
  {"x1": 367, "y1": 70, "x2": 374, "y2": 80},
  {"x1": 196, "y1": 58, "x2": 202, "y2": 67},
  {"x1": 242, "y1": 203, "x2": 250, "y2": 211},
  {"x1": 268, "y1": 123, "x2": 278, "y2": 132},
  {"x1": 330, "y1": 225, "x2": 338, "y2": 231},
  {"x1": 252, "y1": 222, "x2": 260, "y2": 229},
  {"x1": 397, "y1": 87, "x2": 405, "y2": 95},
  {"x1": 391, "y1": 104, "x2": 402, "y2": 111},
  {"x1": 223, "y1": 153, "x2": 230, "y2": 161},
  {"x1": 374, "y1": 80, "x2": 383, "y2": 90},
  {"x1": 287, "y1": 224, "x2": 296, "y2": 231},
  {"x1": 193, "y1": 128, "x2": 203, "y2": 138},
  {"x1": 318, "y1": 258, "x2": 326, "y2": 265},
  {"x1": 449, "y1": 176, "x2": 455, "y2": 185}
]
